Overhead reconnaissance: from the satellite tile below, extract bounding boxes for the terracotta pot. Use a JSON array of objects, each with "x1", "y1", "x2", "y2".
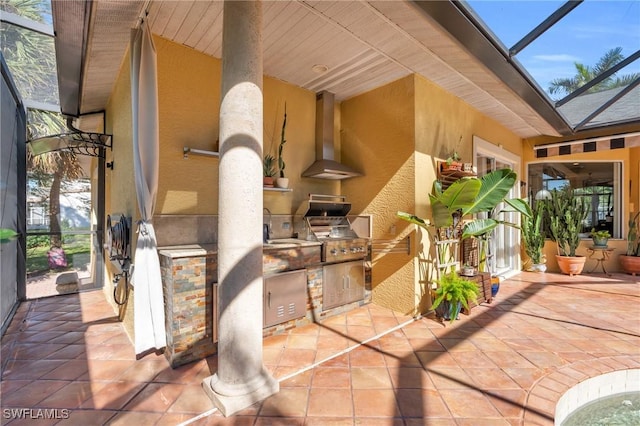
[
  {"x1": 555, "y1": 255, "x2": 586, "y2": 276},
  {"x1": 619, "y1": 255, "x2": 640, "y2": 276},
  {"x1": 441, "y1": 161, "x2": 462, "y2": 172},
  {"x1": 263, "y1": 176, "x2": 274, "y2": 187}
]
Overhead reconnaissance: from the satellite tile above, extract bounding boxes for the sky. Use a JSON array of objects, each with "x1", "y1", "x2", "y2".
[{"x1": 465, "y1": 0, "x2": 640, "y2": 97}]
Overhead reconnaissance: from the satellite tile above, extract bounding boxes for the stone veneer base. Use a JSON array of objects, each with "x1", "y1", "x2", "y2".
[
  {"x1": 160, "y1": 246, "x2": 373, "y2": 366},
  {"x1": 159, "y1": 247, "x2": 218, "y2": 368}
]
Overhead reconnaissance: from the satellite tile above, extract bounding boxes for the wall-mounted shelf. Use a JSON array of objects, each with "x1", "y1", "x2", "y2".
[
  {"x1": 183, "y1": 147, "x2": 219, "y2": 159},
  {"x1": 264, "y1": 187, "x2": 292, "y2": 193},
  {"x1": 438, "y1": 162, "x2": 476, "y2": 190}
]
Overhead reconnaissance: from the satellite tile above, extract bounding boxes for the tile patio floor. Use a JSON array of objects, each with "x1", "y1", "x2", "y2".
[{"x1": 1, "y1": 271, "x2": 639, "y2": 425}]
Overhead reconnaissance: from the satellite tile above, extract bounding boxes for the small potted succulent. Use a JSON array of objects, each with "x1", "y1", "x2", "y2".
[
  {"x1": 263, "y1": 154, "x2": 276, "y2": 187},
  {"x1": 590, "y1": 228, "x2": 611, "y2": 248}
]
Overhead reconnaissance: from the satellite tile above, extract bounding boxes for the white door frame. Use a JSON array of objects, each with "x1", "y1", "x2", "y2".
[{"x1": 473, "y1": 135, "x2": 522, "y2": 279}]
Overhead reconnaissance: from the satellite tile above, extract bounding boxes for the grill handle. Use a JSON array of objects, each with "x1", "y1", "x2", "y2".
[{"x1": 309, "y1": 194, "x2": 347, "y2": 202}]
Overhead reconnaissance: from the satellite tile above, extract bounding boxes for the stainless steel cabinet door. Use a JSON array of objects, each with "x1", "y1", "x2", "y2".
[
  {"x1": 344, "y1": 261, "x2": 365, "y2": 305},
  {"x1": 322, "y1": 261, "x2": 364, "y2": 310},
  {"x1": 264, "y1": 269, "x2": 307, "y2": 327}
]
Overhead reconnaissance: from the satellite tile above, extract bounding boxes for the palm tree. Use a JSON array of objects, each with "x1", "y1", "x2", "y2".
[
  {"x1": 27, "y1": 150, "x2": 84, "y2": 248},
  {"x1": 0, "y1": 0, "x2": 58, "y2": 104},
  {"x1": 549, "y1": 47, "x2": 640, "y2": 96},
  {"x1": 2, "y1": 0, "x2": 85, "y2": 248}
]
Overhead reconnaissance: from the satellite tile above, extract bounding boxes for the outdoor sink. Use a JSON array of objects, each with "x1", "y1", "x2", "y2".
[{"x1": 264, "y1": 241, "x2": 297, "y2": 249}]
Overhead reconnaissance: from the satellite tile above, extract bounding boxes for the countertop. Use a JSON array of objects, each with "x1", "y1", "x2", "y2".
[
  {"x1": 157, "y1": 244, "x2": 218, "y2": 258},
  {"x1": 158, "y1": 239, "x2": 321, "y2": 258},
  {"x1": 263, "y1": 238, "x2": 322, "y2": 250}
]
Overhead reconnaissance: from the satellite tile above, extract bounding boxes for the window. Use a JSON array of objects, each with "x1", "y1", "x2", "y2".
[{"x1": 528, "y1": 162, "x2": 622, "y2": 238}]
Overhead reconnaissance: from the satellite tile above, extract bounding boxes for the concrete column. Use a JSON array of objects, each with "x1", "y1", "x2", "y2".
[{"x1": 202, "y1": 0, "x2": 278, "y2": 417}]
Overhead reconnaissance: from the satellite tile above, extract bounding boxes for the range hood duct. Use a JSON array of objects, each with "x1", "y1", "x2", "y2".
[{"x1": 302, "y1": 91, "x2": 362, "y2": 180}]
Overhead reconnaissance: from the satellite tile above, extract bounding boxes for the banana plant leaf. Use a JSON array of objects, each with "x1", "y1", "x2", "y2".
[
  {"x1": 463, "y1": 169, "x2": 517, "y2": 215},
  {"x1": 428, "y1": 194, "x2": 452, "y2": 229},
  {"x1": 504, "y1": 198, "x2": 532, "y2": 218},
  {"x1": 396, "y1": 212, "x2": 430, "y2": 230},
  {"x1": 0, "y1": 228, "x2": 18, "y2": 244},
  {"x1": 430, "y1": 177, "x2": 481, "y2": 228},
  {"x1": 461, "y1": 218, "x2": 499, "y2": 240}
]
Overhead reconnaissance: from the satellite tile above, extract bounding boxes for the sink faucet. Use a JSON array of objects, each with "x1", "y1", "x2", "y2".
[{"x1": 263, "y1": 207, "x2": 272, "y2": 242}]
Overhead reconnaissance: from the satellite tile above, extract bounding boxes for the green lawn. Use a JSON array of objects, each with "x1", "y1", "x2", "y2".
[{"x1": 27, "y1": 235, "x2": 91, "y2": 275}]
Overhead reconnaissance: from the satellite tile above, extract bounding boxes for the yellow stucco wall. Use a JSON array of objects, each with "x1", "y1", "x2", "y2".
[
  {"x1": 110, "y1": 34, "x2": 343, "y2": 219},
  {"x1": 341, "y1": 74, "x2": 523, "y2": 316},
  {"x1": 153, "y1": 36, "x2": 338, "y2": 217},
  {"x1": 154, "y1": 36, "x2": 220, "y2": 215},
  {"x1": 104, "y1": 40, "x2": 136, "y2": 339},
  {"x1": 342, "y1": 76, "x2": 418, "y2": 316}
]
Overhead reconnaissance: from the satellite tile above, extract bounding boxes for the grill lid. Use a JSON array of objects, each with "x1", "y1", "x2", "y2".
[{"x1": 297, "y1": 194, "x2": 352, "y2": 217}]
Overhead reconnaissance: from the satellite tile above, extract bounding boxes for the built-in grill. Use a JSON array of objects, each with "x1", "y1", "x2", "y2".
[{"x1": 296, "y1": 194, "x2": 368, "y2": 263}]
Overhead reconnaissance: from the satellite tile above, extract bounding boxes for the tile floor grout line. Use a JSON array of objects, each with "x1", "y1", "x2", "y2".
[
  {"x1": 178, "y1": 316, "x2": 417, "y2": 424},
  {"x1": 276, "y1": 316, "x2": 417, "y2": 383},
  {"x1": 178, "y1": 407, "x2": 220, "y2": 425}
]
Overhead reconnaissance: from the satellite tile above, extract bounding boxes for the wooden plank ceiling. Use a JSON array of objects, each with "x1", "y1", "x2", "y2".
[{"x1": 80, "y1": 0, "x2": 562, "y2": 138}]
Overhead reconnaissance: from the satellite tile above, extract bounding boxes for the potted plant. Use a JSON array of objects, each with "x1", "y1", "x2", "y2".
[
  {"x1": 263, "y1": 154, "x2": 276, "y2": 187},
  {"x1": 461, "y1": 263, "x2": 475, "y2": 277},
  {"x1": 398, "y1": 168, "x2": 529, "y2": 274},
  {"x1": 521, "y1": 200, "x2": 546, "y2": 272},
  {"x1": 276, "y1": 104, "x2": 289, "y2": 189},
  {"x1": 398, "y1": 168, "x2": 528, "y2": 317},
  {"x1": 546, "y1": 186, "x2": 589, "y2": 276},
  {"x1": 457, "y1": 169, "x2": 530, "y2": 274},
  {"x1": 431, "y1": 272, "x2": 480, "y2": 323},
  {"x1": 590, "y1": 228, "x2": 611, "y2": 248},
  {"x1": 620, "y1": 212, "x2": 640, "y2": 275},
  {"x1": 441, "y1": 150, "x2": 462, "y2": 172}
]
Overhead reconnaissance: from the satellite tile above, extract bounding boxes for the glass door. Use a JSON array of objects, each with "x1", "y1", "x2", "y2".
[{"x1": 474, "y1": 136, "x2": 521, "y2": 278}]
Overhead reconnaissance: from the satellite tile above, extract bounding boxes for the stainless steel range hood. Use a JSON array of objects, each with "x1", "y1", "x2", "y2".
[{"x1": 302, "y1": 91, "x2": 362, "y2": 180}]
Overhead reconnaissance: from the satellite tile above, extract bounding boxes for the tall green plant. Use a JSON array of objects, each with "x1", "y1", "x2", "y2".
[
  {"x1": 278, "y1": 104, "x2": 287, "y2": 178},
  {"x1": 627, "y1": 212, "x2": 640, "y2": 256},
  {"x1": 458, "y1": 169, "x2": 529, "y2": 272},
  {"x1": 546, "y1": 187, "x2": 589, "y2": 257},
  {"x1": 398, "y1": 168, "x2": 530, "y2": 273},
  {"x1": 521, "y1": 201, "x2": 545, "y2": 264}
]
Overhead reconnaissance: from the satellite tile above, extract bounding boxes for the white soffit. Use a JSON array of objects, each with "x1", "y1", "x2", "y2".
[{"x1": 78, "y1": 0, "x2": 561, "y2": 138}]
